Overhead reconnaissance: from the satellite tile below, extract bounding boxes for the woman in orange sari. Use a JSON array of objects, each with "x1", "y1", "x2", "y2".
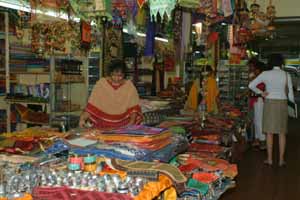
[
  {"x1": 79, "y1": 60, "x2": 143, "y2": 129},
  {"x1": 204, "y1": 65, "x2": 219, "y2": 114}
]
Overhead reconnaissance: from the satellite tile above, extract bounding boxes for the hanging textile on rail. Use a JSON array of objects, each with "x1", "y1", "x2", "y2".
[
  {"x1": 149, "y1": 0, "x2": 176, "y2": 22},
  {"x1": 137, "y1": 0, "x2": 146, "y2": 8},
  {"x1": 68, "y1": 0, "x2": 112, "y2": 21},
  {"x1": 178, "y1": 0, "x2": 200, "y2": 9}
]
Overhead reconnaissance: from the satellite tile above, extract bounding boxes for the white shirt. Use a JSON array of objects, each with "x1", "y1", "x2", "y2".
[{"x1": 249, "y1": 66, "x2": 295, "y2": 102}]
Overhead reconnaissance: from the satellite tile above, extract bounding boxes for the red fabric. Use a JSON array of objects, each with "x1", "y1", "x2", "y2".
[
  {"x1": 32, "y1": 187, "x2": 133, "y2": 200},
  {"x1": 0, "y1": 139, "x2": 39, "y2": 154},
  {"x1": 137, "y1": 0, "x2": 146, "y2": 7},
  {"x1": 208, "y1": 32, "x2": 219, "y2": 43},
  {"x1": 86, "y1": 103, "x2": 143, "y2": 129},
  {"x1": 106, "y1": 79, "x2": 126, "y2": 90},
  {"x1": 164, "y1": 56, "x2": 175, "y2": 72},
  {"x1": 192, "y1": 172, "x2": 219, "y2": 184},
  {"x1": 188, "y1": 143, "x2": 225, "y2": 153},
  {"x1": 249, "y1": 82, "x2": 265, "y2": 109},
  {"x1": 179, "y1": 163, "x2": 198, "y2": 172}
]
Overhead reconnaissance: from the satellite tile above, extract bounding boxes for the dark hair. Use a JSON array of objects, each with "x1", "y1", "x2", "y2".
[
  {"x1": 267, "y1": 54, "x2": 285, "y2": 69},
  {"x1": 108, "y1": 59, "x2": 127, "y2": 75},
  {"x1": 206, "y1": 65, "x2": 213, "y2": 73},
  {"x1": 248, "y1": 57, "x2": 259, "y2": 66},
  {"x1": 256, "y1": 61, "x2": 266, "y2": 72}
]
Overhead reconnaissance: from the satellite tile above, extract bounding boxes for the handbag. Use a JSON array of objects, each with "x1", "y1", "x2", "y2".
[{"x1": 285, "y1": 73, "x2": 298, "y2": 118}]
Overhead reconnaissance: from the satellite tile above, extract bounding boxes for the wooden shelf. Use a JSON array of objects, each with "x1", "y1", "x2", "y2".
[
  {"x1": 5, "y1": 99, "x2": 49, "y2": 105},
  {"x1": 17, "y1": 121, "x2": 49, "y2": 126},
  {"x1": 54, "y1": 81, "x2": 85, "y2": 84},
  {"x1": 52, "y1": 110, "x2": 81, "y2": 115},
  {"x1": 10, "y1": 71, "x2": 49, "y2": 75}
]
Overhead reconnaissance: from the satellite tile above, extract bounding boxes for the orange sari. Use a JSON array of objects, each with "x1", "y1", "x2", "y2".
[
  {"x1": 205, "y1": 76, "x2": 219, "y2": 113},
  {"x1": 86, "y1": 78, "x2": 143, "y2": 128}
]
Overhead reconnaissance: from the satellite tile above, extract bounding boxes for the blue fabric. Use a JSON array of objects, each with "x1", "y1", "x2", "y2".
[
  {"x1": 45, "y1": 135, "x2": 187, "y2": 162},
  {"x1": 144, "y1": 19, "x2": 155, "y2": 56}
]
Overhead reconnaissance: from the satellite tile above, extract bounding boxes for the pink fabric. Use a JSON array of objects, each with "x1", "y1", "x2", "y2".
[{"x1": 32, "y1": 187, "x2": 133, "y2": 200}]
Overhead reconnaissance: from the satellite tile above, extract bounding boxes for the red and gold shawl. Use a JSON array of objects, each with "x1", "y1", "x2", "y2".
[{"x1": 86, "y1": 78, "x2": 143, "y2": 128}]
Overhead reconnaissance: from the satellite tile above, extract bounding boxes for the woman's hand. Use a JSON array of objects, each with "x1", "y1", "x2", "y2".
[
  {"x1": 262, "y1": 91, "x2": 269, "y2": 98},
  {"x1": 128, "y1": 113, "x2": 137, "y2": 126},
  {"x1": 79, "y1": 111, "x2": 90, "y2": 128}
]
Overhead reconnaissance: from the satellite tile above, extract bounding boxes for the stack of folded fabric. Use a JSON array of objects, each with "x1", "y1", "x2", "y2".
[
  {"x1": 15, "y1": 103, "x2": 49, "y2": 125},
  {"x1": 0, "y1": 127, "x2": 68, "y2": 154},
  {"x1": 46, "y1": 125, "x2": 188, "y2": 162},
  {"x1": 139, "y1": 99, "x2": 171, "y2": 113},
  {"x1": 174, "y1": 152, "x2": 238, "y2": 199},
  {"x1": 85, "y1": 126, "x2": 173, "y2": 151},
  {"x1": 10, "y1": 44, "x2": 49, "y2": 72}
]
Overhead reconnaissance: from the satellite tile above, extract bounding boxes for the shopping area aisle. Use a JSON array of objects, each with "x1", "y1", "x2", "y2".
[{"x1": 221, "y1": 116, "x2": 300, "y2": 200}]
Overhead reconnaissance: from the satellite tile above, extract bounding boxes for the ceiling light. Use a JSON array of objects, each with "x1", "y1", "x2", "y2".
[{"x1": 123, "y1": 28, "x2": 168, "y2": 43}]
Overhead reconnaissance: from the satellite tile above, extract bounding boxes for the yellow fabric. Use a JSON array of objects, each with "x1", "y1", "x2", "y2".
[
  {"x1": 205, "y1": 76, "x2": 219, "y2": 113},
  {"x1": 88, "y1": 78, "x2": 140, "y2": 115},
  {"x1": 87, "y1": 131, "x2": 172, "y2": 143},
  {"x1": 163, "y1": 187, "x2": 177, "y2": 200},
  {"x1": 136, "y1": 8, "x2": 146, "y2": 27},
  {"x1": 134, "y1": 175, "x2": 175, "y2": 200},
  {"x1": 185, "y1": 79, "x2": 200, "y2": 111},
  {"x1": 0, "y1": 193, "x2": 33, "y2": 200}
]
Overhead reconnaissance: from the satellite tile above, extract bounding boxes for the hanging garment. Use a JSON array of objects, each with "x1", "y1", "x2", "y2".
[
  {"x1": 149, "y1": 0, "x2": 176, "y2": 21},
  {"x1": 180, "y1": 12, "x2": 192, "y2": 61},
  {"x1": 185, "y1": 79, "x2": 200, "y2": 112},
  {"x1": 137, "y1": 0, "x2": 146, "y2": 8},
  {"x1": 178, "y1": 0, "x2": 200, "y2": 8},
  {"x1": 144, "y1": 20, "x2": 155, "y2": 57},
  {"x1": 205, "y1": 76, "x2": 219, "y2": 113},
  {"x1": 222, "y1": 0, "x2": 234, "y2": 17}
]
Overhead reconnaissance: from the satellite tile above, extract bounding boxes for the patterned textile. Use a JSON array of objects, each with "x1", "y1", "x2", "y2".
[
  {"x1": 69, "y1": 0, "x2": 112, "y2": 21},
  {"x1": 111, "y1": 159, "x2": 187, "y2": 193},
  {"x1": 32, "y1": 187, "x2": 133, "y2": 200},
  {"x1": 135, "y1": 175, "x2": 176, "y2": 200},
  {"x1": 178, "y1": 0, "x2": 200, "y2": 8},
  {"x1": 137, "y1": 0, "x2": 146, "y2": 8},
  {"x1": 149, "y1": 0, "x2": 176, "y2": 21}
]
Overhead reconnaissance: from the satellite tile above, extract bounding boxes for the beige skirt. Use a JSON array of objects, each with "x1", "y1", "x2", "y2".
[{"x1": 263, "y1": 99, "x2": 288, "y2": 134}]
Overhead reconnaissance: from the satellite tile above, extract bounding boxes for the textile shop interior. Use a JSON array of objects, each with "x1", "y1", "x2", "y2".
[{"x1": 0, "y1": 0, "x2": 299, "y2": 199}]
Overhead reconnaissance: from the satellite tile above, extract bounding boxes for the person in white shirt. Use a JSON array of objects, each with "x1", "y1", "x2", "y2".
[{"x1": 249, "y1": 54, "x2": 294, "y2": 167}]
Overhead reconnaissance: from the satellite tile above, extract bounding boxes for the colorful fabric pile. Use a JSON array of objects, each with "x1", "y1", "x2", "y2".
[
  {"x1": 0, "y1": 127, "x2": 68, "y2": 154},
  {"x1": 0, "y1": 156, "x2": 177, "y2": 200},
  {"x1": 46, "y1": 125, "x2": 188, "y2": 162},
  {"x1": 139, "y1": 99, "x2": 171, "y2": 113},
  {"x1": 9, "y1": 44, "x2": 49, "y2": 72}
]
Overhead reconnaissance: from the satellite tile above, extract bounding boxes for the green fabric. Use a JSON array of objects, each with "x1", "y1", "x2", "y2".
[
  {"x1": 178, "y1": 0, "x2": 200, "y2": 8},
  {"x1": 69, "y1": 0, "x2": 112, "y2": 21},
  {"x1": 169, "y1": 156, "x2": 180, "y2": 167},
  {"x1": 164, "y1": 116, "x2": 194, "y2": 121},
  {"x1": 187, "y1": 178, "x2": 209, "y2": 195},
  {"x1": 169, "y1": 126, "x2": 186, "y2": 135}
]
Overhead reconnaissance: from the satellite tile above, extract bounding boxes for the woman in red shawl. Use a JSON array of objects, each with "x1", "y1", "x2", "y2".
[{"x1": 79, "y1": 60, "x2": 143, "y2": 129}]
